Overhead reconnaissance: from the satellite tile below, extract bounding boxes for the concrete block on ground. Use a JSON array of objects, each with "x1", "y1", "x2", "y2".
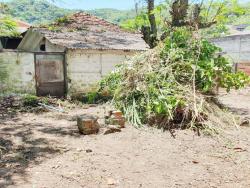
[{"x1": 77, "y1": 115, "x2": 100, "y2": 135}]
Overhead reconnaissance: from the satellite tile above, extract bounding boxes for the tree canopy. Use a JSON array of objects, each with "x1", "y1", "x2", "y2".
[{"x1": 0, "y1": 3, "x2": 19, "y2": 37}]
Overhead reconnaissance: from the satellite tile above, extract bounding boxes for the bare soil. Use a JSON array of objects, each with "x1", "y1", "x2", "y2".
[{"x1": 0, "y1": 88, "x2": 250, "y2": 188}]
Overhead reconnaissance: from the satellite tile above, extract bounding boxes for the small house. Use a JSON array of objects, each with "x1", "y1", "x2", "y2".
[{"x1": 15, "y1": 12, "x2": 148, "y2": 96}]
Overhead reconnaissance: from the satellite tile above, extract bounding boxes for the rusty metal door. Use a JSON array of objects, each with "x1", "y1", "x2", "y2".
[{"x1": 35, "y1": 53, "x2": 66, "y2": 97}]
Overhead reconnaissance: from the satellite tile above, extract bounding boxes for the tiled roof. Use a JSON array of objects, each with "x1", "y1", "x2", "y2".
[
  {"x1": 63, "y1": 12, "x2": 122, "y2": 32},
  {"x1": 15, "y1": 20, "x2": 31, "y2": 33},
  {"x1": 34, "y1": 12, "x2": 148, "y2": 51},
  {"x1": 16, "y1": 20, "x2": 31, "y2": 28}
]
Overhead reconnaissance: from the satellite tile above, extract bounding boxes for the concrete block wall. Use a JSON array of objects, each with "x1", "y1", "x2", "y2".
[
  {"x1": 0, "y1": 51, "x2": 36, "y2": 93},
  {"x1": 66, "y1": 49, "x2": 136, "y2": 94},
  {"x1": 0, "y1": 49, "x2": 139, "y2": 95},
  {"x1": 211, "y1": 34, "x2": 250, "y2": 75}
]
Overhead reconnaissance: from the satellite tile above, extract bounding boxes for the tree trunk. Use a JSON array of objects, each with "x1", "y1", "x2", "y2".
[
  {"x1": 144, "y1": 0, "x2": 157, "y2": 48},
  {"x1": 134, "y1": 0, "x2": 139, "y2": 16},
  {"x1": 141, "y1": 25, "x2": 151, "y2": 46},
  {"x1": 148, "y1": 0, "x2": 157, "y2": 38},
  {"x1": 170, "y1": 0, "x2": 217, "y2": 29},
  {"x1": 171, "y1": 0, "x2": 189, "y2": 27}
]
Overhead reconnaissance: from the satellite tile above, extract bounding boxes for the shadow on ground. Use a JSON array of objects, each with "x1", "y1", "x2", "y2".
[{"x1": 0, "y1": 116, "x2": 80, "y2": 188}]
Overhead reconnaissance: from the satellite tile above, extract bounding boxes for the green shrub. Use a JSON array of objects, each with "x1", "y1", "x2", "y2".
[
  {"x1": 40, "y1": 97, "x2": 50, "y2": 105},
  {"x1": 86, "y1": 92, "x2": 98, "y2": 104},
  {"x1": 82, "y1": 91, "x2": 112, "y2": 104},
  {"x1": 22, "y1": 94, "x2": 39, "y2": 107},
  {"x1": 161, "y1": 27, "x2": 250, "y2": 93},
  {"x1": 99, "y1": 27, "x2": 250, "y2": 131},
  {"x1": 99, "y1": 68, "x2": 122, "y2": 96},
  {"x1": 56, "y1": 16, "x2": 70, "y2": 24}
]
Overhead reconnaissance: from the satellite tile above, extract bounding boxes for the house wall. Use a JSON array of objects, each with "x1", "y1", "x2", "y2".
[
  {"x1": 17, "y1": 29, "x2": 66, "y2": 53},
  {"x1": 0, "y1": 50, "x2": 36, "y2": 93},
  {"x1": 0, "y1": 48, "x2": 140, "y2": 96},
  {"x1": 45, "y1": 39, "x2": 66, "y2": 52},
  {"x1": 211, "y1": 34, "x2": 250, "y2": 75},
  {"x1": 66, "y1": 49, "x2": 137, "y2": 94},
  {"x1": 17, "y1": 29, "x2": 44, "y2": 52}
]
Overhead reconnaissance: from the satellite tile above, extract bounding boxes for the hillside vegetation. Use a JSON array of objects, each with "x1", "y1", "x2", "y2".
[
  {"x1": 6, "y1": 0, "x2": 72, "y2": 25},
  {"x1": 4, "y1": 0, "x2": 134, "y2": 25},
  {"x1": 87, "y1": 8, "x2": 136, "y2": 24},
  {"x1": 2, "y1": 0, "x2": 250, "y2": 36}
]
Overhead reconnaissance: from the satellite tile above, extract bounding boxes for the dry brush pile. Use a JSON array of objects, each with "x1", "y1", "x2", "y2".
[{"x1": 99, "y1": 27, "x2": 250, "y2": 134}]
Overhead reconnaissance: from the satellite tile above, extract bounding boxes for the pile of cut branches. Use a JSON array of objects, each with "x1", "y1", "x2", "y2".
[{"x1": 99, "y1": 27, "x2": 250, "y2": 134}]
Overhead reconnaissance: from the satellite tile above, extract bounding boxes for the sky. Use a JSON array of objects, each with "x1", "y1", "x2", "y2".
[
  {"x1": 46, "y1": 0, "x2": 250, "y2": 10},
  {"x1": 50, "y1": 0, "x2": 163, "y2": 10},
  {"x1": 1, "y1": 0, "x2": 250, "y2": 10}
]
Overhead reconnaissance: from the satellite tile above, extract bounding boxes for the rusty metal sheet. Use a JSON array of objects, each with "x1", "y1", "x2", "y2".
[{"x1": 35, "y1": 53, "x2": 66, "y2": 97}]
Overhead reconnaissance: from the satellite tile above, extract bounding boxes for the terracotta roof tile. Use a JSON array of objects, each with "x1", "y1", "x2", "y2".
[{"x1": 53, "y1": 12, "x2": 125, "y2": 33}]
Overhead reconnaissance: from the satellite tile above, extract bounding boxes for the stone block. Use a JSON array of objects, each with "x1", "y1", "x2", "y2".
[{"x1": 77, "y1": 115, "x2": 99, "y2": 135}]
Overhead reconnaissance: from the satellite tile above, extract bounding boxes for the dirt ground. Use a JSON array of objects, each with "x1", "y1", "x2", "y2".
[{"x1": 0, "y1": 88, "x2": 250, "y2": 188}]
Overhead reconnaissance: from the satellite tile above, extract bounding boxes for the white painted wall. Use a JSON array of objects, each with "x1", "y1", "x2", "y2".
[
  {"x1": 0, "y1": 48, "x2": 140, "y2": 95},
  {"x1": 0, "y1": 51, "x2": 36, "y2": 93},
  {"x1": 66, "y1": 49, "x2": 136, "y2": 94},
  {"x1": 211, "y1": 34, "x2": 250, "y2": 63}
]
